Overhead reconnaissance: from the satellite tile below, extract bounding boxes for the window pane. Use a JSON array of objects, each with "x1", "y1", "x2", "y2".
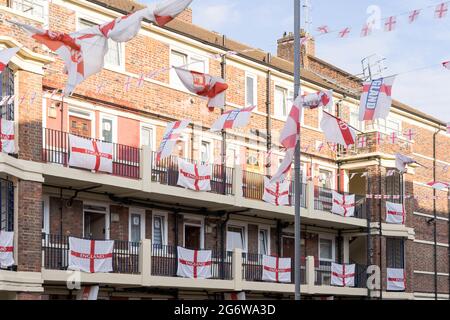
[
  {"x1": 246, "y1": 76, "x2": 255, "y2": 106},
  {"x1": 102, "y1": 119, "x2": 113, "y2": 142},
  {"x1": 153, "y1": 216, "x2": 165, "y2": 246},
  {"x1": 319, "y1": 239, "x2": 332, "y2": 260},
  {"x1": 227, "y1": 226, "x2": 244, "y2": 251},
  {"x1": 190, "y1": 57, "x2": 205, "y2": 73},
  {"x1": 141, "y1": 127, "x2": 153, "y2": 149},
  {"x1": 259, "y1": 230, "x2": 268, "y2": 255},
  {"x1": 130, "y1": 214, "x2": 141, "y2": 242},
  {"x1": 201, "y1": 141, "x2": 210, "y2": 163},
  {"x1": 171, "y1": 51, "x2": 188, "y2": 88},
  {"x1": 12, "y1": 0, "x2": 45, "y2": 19}
]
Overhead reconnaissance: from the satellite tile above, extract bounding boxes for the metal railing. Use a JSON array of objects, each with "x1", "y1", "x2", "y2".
[
  {"x1": 242, "y1": 171, "x2": 307, "y2": 208},
  {"x1": 151, "y1": 244, "x2": 233, "y2": 280},
  {"x1": 42, "y1": 234, "x2": 141, "y2": 274},
  {"x1": 241, "y1": 252, "x2": 306, "y2": 284},
  {"x1": 314, "y1": 186, "x2": 367, "y2": 219},
  {"x1": 151, "y1": 152, "x2": 234, "y2": 195},
  {"x1": 42, "y1": 128, "x2": 141, "y2": 179}
]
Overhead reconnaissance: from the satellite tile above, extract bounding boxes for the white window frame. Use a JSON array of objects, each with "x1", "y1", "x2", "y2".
[
  {"x1": 128, "y1": 208, "x2": 146, "y2": 243},
  {"x1": 258, "y1": 226, "x2": 270, "y2": 256},
  {"x1": 82, "y1": 201, "x2": 111, "y2": 240},
  {"x1": 42, "y1": 195, "x2": 50, "y2": 234},
  {"x1": 152, "y1": 211, "x2": 168, "y2": 246},
  {"x1": 245, "y1": 72, "x2": 258, "y2": 108},
  {"x1": 199, "y1": 138, "x2": 214, "y2": 164},
  {"x1": 318, "y1": 167, "x2": 335, "y2": 189},
  {"x1": 99, "y1": 113, "x2": 118, "y2": 143},
  {"x1": 140, "y1": 123, "x2": 156, "y2": 151},
  {"x1": 226, "y1": 221, "x2": 248, "y2": 253},
  {"x1": 318, "y1": 234, "x2": 336, "y2": 262},
  {"x1": 226, "y1": 144, "x2": 240, "y2": 167},
  {"x1": 169, "y1": 48, "x2": 209, "y2": 91},
  {"x1": 182, "y1": 215, "x2": 205, "y2": 249},
  {"x1": 10, "y1": 0, "x2": 49, "y2": 23}
]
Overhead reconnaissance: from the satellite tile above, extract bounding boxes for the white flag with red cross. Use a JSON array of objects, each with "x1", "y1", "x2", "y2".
[
  {"x1": 331, "y1": 191, "x2": 356, "y2": 217},
  {"x1": 262, "y1": 255, "x2": 291, "y2": 283},
  {"x1": 321, "y1": 112, "x2": 356, "y2": 147},
  {"x1": 270, "y1": 148, "x2": 294, "y2": 184},
  {"x1": 443, "y1": 61, "x2": 450, "y2": 70},
  {"x1": 359, "y1": 76, "x2": 395, "y2": 121},
  {"x1": 177, "y1": 246, "x2": 212, "y2": 279},
  {"x1": 69, "y1": 134, "x2": 113, "y2": 173},
  {"x1": 395, "y1": 153, "x2": 416, "y2": 173},
  {"x1": 387, "y1": 268, "x2": 406, "y2": 291},
  {"x1": 210, "y1": 106, "x2": 255, "y2": 132},
  {"x1": 0, "y1": 47, "x2": 19, "y2": 73},
  {"x1": 224, "y1": 292, "x2": 246, "y2": 300},
  {"x1": 68, "y1": 237, "x2": 114, "y2": 273},
  {"x1": 0, "y1": 231, "x2": 14, "y2": 268},
  {"x1": 177, "y1": 158, "x2": 212, "y2": 191},
  {"x1": 0, "y1": 118, "x2": 15, "y2": 154},
  {"x1": 331, "y1": 263, "x2": 355, "y2": 287},
  {"x1": 279, "y1": 97, "x2": 302, "y2": 150},
  {"x1": 300, "y1": 90, "x2": 333, "y2": 110},
  {"x1": 76, "y1": 286, "x2": 100, "y2": 300},
  {"x1": 156, "y1": 120, "x2": 190, "y2": 162},
  {"x1": 262, "y1": 177, "x2": 290, "y2": 206},
  {"x1": 174, "y1": 67, "x2": 228, "y2": 110},
  {"x1": 386, "y1": 201, "x2": 406, "y2": 225},
  {"x1": 427, "y1": 181, "x2": 450, "y2": 190}
]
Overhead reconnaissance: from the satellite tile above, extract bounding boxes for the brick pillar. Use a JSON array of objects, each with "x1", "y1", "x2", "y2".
[{"x1": 17, "y1": 180, "x2": 43, "y2": 272}]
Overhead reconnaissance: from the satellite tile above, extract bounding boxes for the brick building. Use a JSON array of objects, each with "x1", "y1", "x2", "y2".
[{"x1": 0, "y1": 0, "x2": 448, "y2": 300}]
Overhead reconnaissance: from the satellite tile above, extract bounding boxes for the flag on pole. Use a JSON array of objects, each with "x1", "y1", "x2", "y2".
[
  {"x1": 270, "y1": 148, "x2": 294, "y2": 184},
  {"x1": 359, "y1": 76, "x2": 395, "y2": 121},
  {"x1": 210, "y1": 106, "x2": 255, "y2": 132},
  {"x1": 300, "y1": 90, "x2": 333, "y2": 109},
  {"x1": 279, "y1": 99, "x2": 302, "y2": 150},
  {"x1": 320, "y1": 112, "x2": 356, "y2": 147},
  {"x1": 156, "y1": 120, "x2": 190, "y2": 162},
  {"x1": 0, "y1": 47, "x2": 19, "y2": 73}
]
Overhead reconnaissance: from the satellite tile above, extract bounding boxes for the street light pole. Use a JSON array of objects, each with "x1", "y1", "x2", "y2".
[{"x1": 294, "y1": 0, "x2": 302, "y2": 301}]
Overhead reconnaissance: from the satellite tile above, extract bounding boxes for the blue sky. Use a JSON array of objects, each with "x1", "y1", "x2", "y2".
[{"x1": 182, "y1": 0, "x2": 450, "y2": 121}]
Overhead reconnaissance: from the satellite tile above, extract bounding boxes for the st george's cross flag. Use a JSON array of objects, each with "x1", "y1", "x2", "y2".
[
  {"x1": 331, "y1": 191, "x2": 356, "y2": 217},
  {"x1": 177, "y1": 246, "x2": 212, "y2": 279},
  {"x1": 320, "y1": 112, "x2": 356, "y2": 147},
  {"x1": 177, "y1": 158, "x2": 212, "y2": 191},
  {"x1": 0, "y1": 47, "x2": 20, "y2": 73},
  {"x1": 443, "y1": 61, "x2": 450, "y2": 70},
  {"x1": 76, "y1": 286, "x2": 100, "y2": 300},
  {"x1": 224, "y1": 292, "x2": 246, "y2": 300},
  {"x1": 279, "y1": 97, "x2": 302, "y2": 150},
  {"x1": 331, "y1": 263, "x2": 355, "y2": 287},
  {"x1": 210, "y1": 106, "x2": 255, "y2": 132},
  {"x1": 387, "y1": 268, "x2": 406, "y2": 291},
  {"x1": 156, "y1": 120, "x2": 190, "y2": 162},
  {"x1": 68, "y1": 134, "x2": 113, "y2": 173},
  {"x1": 0, "y1": 231, "x2": 14, "y2": 268},
  {"x1": 395, "y1": 153, "x2": 417, "y2": 173},
  {"x1": 0, "y1": 118, "x2": 15, "y2": 154},
  {"x1": 386, "y1": 201, "x2": 406, "y2": 225},
  {"x1": 68, "y1": 237, "x2": 114, "y2": 273},
  {"x1": 359, "y1": 76, "x2": 395, "y2": 121},
  {"x1": 262, "y1": 177, "x2": 290, "y2": 206},
  {"x1": 174, "y1": 67, "x2": 228, "y2": 110},
  {"x1": 300, "y1": 90, "x2": 333, "y2": 109},
  {"x1": 262, "y1": 255, "x2": 291, "y2": 283},
  {"x1": 270, "y1": 148, "x2": 295, "y2": 184},
  {"x1": 427, "y1": 181, "x2": 450, "y2": 190}
]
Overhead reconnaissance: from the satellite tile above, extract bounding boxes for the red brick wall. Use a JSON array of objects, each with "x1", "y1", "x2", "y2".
[{"x1": 49, "y1": 197, "x2": 83, "y2": 237}]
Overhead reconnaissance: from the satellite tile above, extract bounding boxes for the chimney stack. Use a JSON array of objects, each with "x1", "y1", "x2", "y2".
[{"x1": 277, "y1": 29, "x2": 315, "y2": 67}]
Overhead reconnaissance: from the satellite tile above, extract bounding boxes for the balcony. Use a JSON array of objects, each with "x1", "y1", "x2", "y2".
[
  {"x1": 315, "y1": 260, "x2": 368, "y2": 288},
  {"x1": 314, "y1": 186, "x2": 367, "y2": 220}
]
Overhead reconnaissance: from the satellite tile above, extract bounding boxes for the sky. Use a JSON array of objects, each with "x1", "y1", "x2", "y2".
[{"x1": 182, "y1": 0, "x2": 450, "y2": 121}]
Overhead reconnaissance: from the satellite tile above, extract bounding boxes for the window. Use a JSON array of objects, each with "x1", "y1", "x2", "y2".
[
  {"x1": 374, "y1": 117, "x2": 401, "y2": 135},
  {"x1": 227, "y1": 225, "x2": 246, "y2": 252},
  {"x1": 274, "y1": 86, "x2": 293, "y2": 118},
  {"x1": 170, "y1": 50, "x2": 206, "y2": 89},
  {"x1": 101, "y1": 118, "x2": 113, "y2": 143},
  {"x1": 350, "y1": 110, "x2": 365, "y2": 132},
  {"x1": 0, "y1": 66, "x2": 15, "y2": 121},
  {"x1": 386, "y1": 169, "x2": 404, "y2": 204},
  {"x1": 79, "y1": 19, "x2": 123, "y2": 68},
  {"x1": 319, "y1": 169, "x2": 333, "y2": 189},
  {"x1": 259, "y1": 228, "x2": 269, "y2": 255},
  {"x1": 200, "y1": 141, "x2": 212, "y2": 163},
  {"x1": 0, "y1": 179, "x2": 14, "y2": 232},
  {"x1": 184, "y1": 218, "x2": 203, "y2": 250},
  {"x1": 129, "y1": 213, "x2": 143, "y2": 243},
  {"x1": 152, "y1": 214, "x2": 167, "y2": 246},
  {"x1": 11, "y1": 0, "x2": 46, "y2": 20},
  {"x1": 386, "y1": 238, "x2": 405, "y2": 268},
  {"x1": 42, "y1": 195, "x2": 49, "y2": 234},
  {"x1": 141, "y1": 126, "x2": 154, "y2": 150},
  {"x1": 319, "y1": 237, "x2": 334, "y2": 261},
  {"x1": 226, "y1": 146, "x2": 237, "y2": 167},
  {"x1": 245, "y1": 74, "x2": 257, "y2": 107}
]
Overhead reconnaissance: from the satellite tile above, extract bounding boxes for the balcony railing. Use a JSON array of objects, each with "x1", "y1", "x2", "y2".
[
  {"x1": 242, "y1": 171, "x2": 307, "y2": 208},
  {"x1": 42, "y1": 234, "x2": 141, "y2": 274},
  {"x1": 151, "y1": 152, "x2": 234, "y2": 196},
  {"x1": 314, "y1": 186, "x2": 367, "y2": 219},
  {"x1": 241, "y1": 252, "x2": 306, "y2": 284},
  {"x1": 42, "y1": 128, "x2": 141, "y2": 179},
  {"x1": 315, "y1": 260, "x2": 368, "y2": 288},
  {"x1": 151, "y1": 244, "x2": 233, "y2": 280}
]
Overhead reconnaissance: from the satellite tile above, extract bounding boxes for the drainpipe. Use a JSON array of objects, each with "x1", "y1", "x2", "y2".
[
  {"x1": 337, "y1": 230, "x2": 343, "y2": 263},
  {"x1": 221, "y1": 36, "x2": 227, "y2": 195},
  {"x1": 266, "y1": 53, "x2": 272, "y2": 177},
  {"x1": 220, "y1": 212, "x2": 231, "y2": 279},
  {"x1": 433, "y1": 129, "x2": 439, "y2": 300},
  {"x1": 59, "y1": 188, "x2": 63, "y2": 235},
  {"x1": 378, "y1": 158, "x2": 383, "y2": 300},
  {"x1": 277, "y1": 219, "x2": 282, "y2": 256}
]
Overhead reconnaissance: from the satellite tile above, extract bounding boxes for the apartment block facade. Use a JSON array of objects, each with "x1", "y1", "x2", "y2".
[{"x1": 0, "y1": 0, "x2": 448, "y2": 300}]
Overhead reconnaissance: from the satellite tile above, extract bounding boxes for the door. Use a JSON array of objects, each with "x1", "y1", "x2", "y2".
[
  {"x1": 69, "y1": 115, "x2": 91, "y2": 137},
  {"x1": 185, "y1": 225, "x2": 201, "y2": 250},
  {"x1": 84, "y1": 212, "x2": 106, "y2": 239}
]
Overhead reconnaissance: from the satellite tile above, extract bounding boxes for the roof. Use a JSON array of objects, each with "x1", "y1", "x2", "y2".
[{"x1": 89, "y1": 0, "x2": 445, "y2": 126}]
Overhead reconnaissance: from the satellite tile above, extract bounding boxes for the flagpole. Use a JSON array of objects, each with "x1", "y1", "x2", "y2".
[{"x1": 294, "y1": 0, "x2": 302, "y2": 301}]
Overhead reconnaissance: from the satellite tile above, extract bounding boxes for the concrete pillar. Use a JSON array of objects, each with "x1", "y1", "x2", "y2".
[
  {"x1": 140, "y1": 239, "x2": 152, "y2": 279},
  {"x1": 307, "y1": 180, "x2": 315, "y2": 212},
  {"x1": 141, "y1": 146, "x2": 152, "y2": 191},
  {"x1": 233, "y1": 165, "x2": 243, "y2": 198},
  {"x1": 305, "y1": 255, "x2": 315, "y2": 286},
  {"x1": 343, "y1": 236, "x2": 350, "y2": 263},
  {"x1": 232, "y1": 248, "x2": 243, "y2": 291}
]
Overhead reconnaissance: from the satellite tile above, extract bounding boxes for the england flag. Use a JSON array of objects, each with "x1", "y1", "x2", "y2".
[
  {"x1": 262, "y1": 177, "x2": 290, "y2": 206},
  {"x1": 0, "y1": 118, "x2": 15, "y2": 154},
  {"x1": 177, "y1": 158, "x2": 212, "y2": 191},
  {"x1": 359, "y1": 76, "x2": 395, "y2": 121},
  {"x1": 0, "y1": 47, "x2": 19, "y2": 73},
  {"x1": 210, "y1": 106, "x2": 255, "y2": 132},
  {"x1": 301, "y1": 90, "x2": 333, "y2": 109},
  {"x1": 320, "y1": 112, "x2": 356, "y2": 147},
  {"x1": 387, "y1": 268, "x2": 406, "y2": 291},
  {"x1": 177, "y1": 246, "x2": 212, "y2": 279},
  {"x1": 331, "y1": 191, "x2": 356, "y2": 217},
  {"x1": 156, "y1": 120, "x2": 190, "y2": 162},
  {"x1": 331, "y1": 263, "x2": 355, "y2": 287},
  {"x1": 68, "y1": 134, "x2": 113, "y2": 173},
  {"x1": 386, "y1": 202, "x2": 405, "y2": 225},
  {"x1": 68, "y1": 237, "x2": 114, "y2": 273},
  {"x1": 0, "y1": 231, "x2": 14, "y2": 268},
  {"x1": 76, "y1": 286, "x2": 100, "y2": 300},
  {"x1": 262, "y1": 255, "x2": 291, "y2": 283}
]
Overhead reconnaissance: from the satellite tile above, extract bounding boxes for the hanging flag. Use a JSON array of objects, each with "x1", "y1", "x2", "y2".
[
  {"x1": 68, "y1": 134, "x2": 113, "y2": 173},
  {"x1": 0, "y1": 47, "x2": 20, "y2": 73},
  {"x1": 338, "y1": 27, "x2": 351, "y2": 38},
  {"x1": 174, "y1": 67, "x2": 228, "y2": 111},
  {"x1": 262, "y1": 255, "x2": 291, "y2": 283},
  {"x1": 317, "y1": 26, "x2": 330, "y2": 34},
  {"x1": 270, "y1": 148, "x2": 294, "y2": 184},
  {"x1": 156, "y1": 120, "x2": 190, "y2": 162},
  {"x1": 0, "y1": 118, "x2": 16, "y2": 154},
  {"x1": 76, "y1": 286, "x2": 100, "y2": 300},
  {"x1": 210, "y1": 106, "x2": 255, "y2": 132},
  {"x1": 177, "y1": 246, "x2": 212, "y2": 279},
  {"x1": 408, "y1": 10, "x2": 421, "y2": 23},
  {"x1": 387, "y1": 268, "x2": 406, "y2": 291},
  {"x1": 331, "y1": 191, "x2": 356, "y2": 217},
  {"x1": 384, "y1": 16, "x2": 397, "y2": 32},
  {"x1": 395, "y1": 153, "x2": 416, "y2": 173},
  {"x1": 0, "y1": 96, "x2": 9, "y2": 106},
  {"x1": 435, "y1": 3, "x2": 448, "y2": 19},
  {"x1": 359, "y1": 76, "x2": 395, "y2": 121},
  {"x1": 331, "y1": 263, "x2": 355, "y2": 287},
  {"x1": 427, "y1": 181, "x2": 450, "y2": 190},
  {"x1": 320, "y1": 112, "x2": 356, "y2": 147},
  {"x1": 224, "y1": 292, "x2": 246, "y2": 300},
  {"x1": 68, "y1": 237, "x2": 114, "y2": 273},
  {"x1": 300, "y1": 90, "x2": 333, "y2": 109},
  {"x1": 0, "y1": 231, "x2": 14, "y2": 268},
  {"x1": 386, "y1": 202, "x2": 406, "y2": 225},
  {"x1": 361, "y1": 23, "x2": 372, "y2": 37},
  {"x1": 443, "y1": 61, "x2": 450, "y2": 70},
  {"x1": 262, "y1": 177, "x2": 290, "y2": 206},
  {"x1": 279, "y1": 97, "x2": 302, "y2": 150},
  {"x1": 177, "y1": 158, "x2": 212, "y2": 191}
]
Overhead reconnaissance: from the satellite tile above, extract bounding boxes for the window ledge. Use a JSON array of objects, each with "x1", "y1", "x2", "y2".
[{"x1": 0, "y1": 6, "x2": 47, "y2": 25}]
